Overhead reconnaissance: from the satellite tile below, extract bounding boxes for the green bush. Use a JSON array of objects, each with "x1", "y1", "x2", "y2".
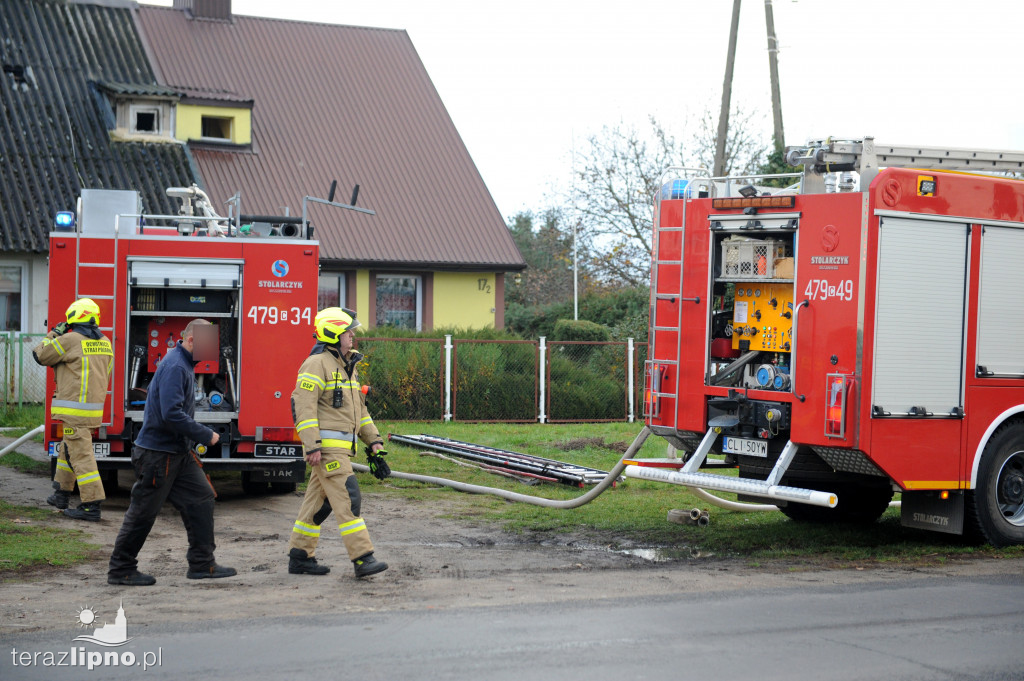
[
  {"x1": 551, "y1": 319, "x2": 610, "y2": 343},
  {"x1": 506, "y1": 287, "x2": 649, "y2": 342}
]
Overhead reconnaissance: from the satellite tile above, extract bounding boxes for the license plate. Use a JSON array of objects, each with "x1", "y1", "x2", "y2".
[
  {"x1": 257, "y1": 466, "x2": 300, "y2": 480},
  {"x1": 254, "y1": 444, "x2": 302, "y2": 458},
  {"x1": 722, "y1": 436, "x2": 768, "y2": 457},
  {"x1": 48, "y1": 442, "x2": 110, "y2": 457}
]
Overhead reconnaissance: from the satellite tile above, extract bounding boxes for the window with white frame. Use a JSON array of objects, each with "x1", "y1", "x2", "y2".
[
  {"x1": 375, "y1": 274, "x2": 421, "y2": 330},
  {"x1": 318, "y1": 273, "x2": 347, "y2": 310},
  {"x1": 0, "y1": 263, "x2": 26, "y2": 331}
]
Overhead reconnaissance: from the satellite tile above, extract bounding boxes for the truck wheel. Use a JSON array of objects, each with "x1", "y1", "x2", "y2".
[
  {"x1": 967, "y1": 423, "x2": 1024, "y2": 547},
  {"x1": 269, "y1": 482, "x2": 297, "y2": 494},
  {"x1": 778, "y1": 482, "x2": 893, "y2": 524},
  {"x1": 240, "y1": 471, "x2": 269, "y2": 495}
]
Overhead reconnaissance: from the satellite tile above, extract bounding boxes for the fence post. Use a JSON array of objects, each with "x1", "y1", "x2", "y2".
[
  {"x1": 538, "y1": 336, "x2": 547, "y2": 424},
  {"x1": 17, "y1": 333, "x2": 25, "y2": 408},
  {"x1": 627, "y1": 337, "x2": 635, "y2": 423},
  {"x1": 443, "y1": 334, "x2": 453, "y2": 422},
  {"x1": 1, "y1": 332, "x2": 10, "y2": 405}
]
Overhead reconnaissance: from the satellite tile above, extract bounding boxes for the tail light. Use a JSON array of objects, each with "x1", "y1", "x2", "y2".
[
  {"x1": 825, "y1": 373, "x2": 852, "y2": 438},
  {"x1": 644, "y1": 363, "x2": 667, "y2": 419},
  {"x1": 259, "y1": 427, "x2": 300, "y2": 442}
]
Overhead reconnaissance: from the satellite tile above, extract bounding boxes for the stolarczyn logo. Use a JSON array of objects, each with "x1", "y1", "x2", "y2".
[
  {"x1": 73, "y1": 600, "x2": 133, "y2": 646},
  {"x1": 272, "y1": 260, "x2": 289, "y2": 277}
]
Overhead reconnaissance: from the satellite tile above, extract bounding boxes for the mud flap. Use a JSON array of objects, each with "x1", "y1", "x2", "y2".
[{"x1": 901, "y1": 490, "x2": 964, "y2": 535}]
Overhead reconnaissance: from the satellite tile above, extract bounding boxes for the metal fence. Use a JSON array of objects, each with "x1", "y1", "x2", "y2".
[
  {"x1": 0, "y1": 332, "x2": 47, "y2": 408},
  {"x1": 453, "y1": 339, "x2": 538, "y2": 422},
  {"x1": 3, "y1": 332, "x2": 645, "y2": 423},
  {"x1": 358, "y1": 336, "x2": 641, "y2": 423},
  {"x1": 357, "y1": 337, "x2": 445, "y2": 420}
]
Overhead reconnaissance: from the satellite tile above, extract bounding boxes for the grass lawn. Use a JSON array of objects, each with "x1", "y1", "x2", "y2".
[
  {"x1": 0, "y1": 404, "x2": 46, "y2": 440},
  {"x1": 352, "y1": 421, "x2": 1024, "y2": 565},
  {"x1": 0, "y1": 451, "x2": 49, "y2": 476},
  {"x1": 0, "y1": 500, "x2": 102, "y2": 574}
]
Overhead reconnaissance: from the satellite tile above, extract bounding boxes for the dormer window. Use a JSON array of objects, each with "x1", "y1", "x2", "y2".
[{"x1": 97, "y1": 82, "x2": 179, "y2": 143}]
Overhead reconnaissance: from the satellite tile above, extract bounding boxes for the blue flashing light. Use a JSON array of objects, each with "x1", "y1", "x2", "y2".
[
  {"x1": 55, "y1": 211, "x2": 75, "y2": 230},
  {"x1": 660, "y1": 179, "x2": 691, "y2": 200}
]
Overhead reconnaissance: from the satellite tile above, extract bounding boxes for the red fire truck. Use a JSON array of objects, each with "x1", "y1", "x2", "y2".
[
  {"x1": 638, "y1": 138, "x2": 1024, "y2": 546},
  {"x1": 45, "y1": 187, "x2": 321, "y2": 494}
]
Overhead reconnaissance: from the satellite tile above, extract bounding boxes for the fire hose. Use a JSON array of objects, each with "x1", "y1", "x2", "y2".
[
  {"x1": 351, "y1": 427, "x2": 653, "y2": 509},
  {"x1": 354, "y1": 426, "x2": 899, "y2": 513},
  {"x1": 351, "y1": 426, "x2": 787, "y2": 513}
]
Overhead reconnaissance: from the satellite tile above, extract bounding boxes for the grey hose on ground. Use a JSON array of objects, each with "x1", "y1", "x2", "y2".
[
  {"x1": 352, "y1": 427, "x2": 652, "y2": 508},
  {"x1": 0, "y1": 425, "x2": 44, "y2": 457}
]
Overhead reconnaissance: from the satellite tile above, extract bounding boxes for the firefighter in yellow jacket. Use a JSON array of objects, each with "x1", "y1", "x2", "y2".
[
  {"x1": 287, "y1": 307, "x2": 389, "y2": 578},
  {"x1": 33, "y1": 298, "x2": 113, "y2": 521}
]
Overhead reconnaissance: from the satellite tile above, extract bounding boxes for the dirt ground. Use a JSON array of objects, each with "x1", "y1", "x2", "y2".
[{"x1": 2, "y1": 436, "x2": 1022, "y2": 637}]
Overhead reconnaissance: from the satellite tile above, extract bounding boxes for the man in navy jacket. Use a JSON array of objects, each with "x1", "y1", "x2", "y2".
[{"x1": 108, "y1": 319, "x2": 236, "y2": 586}]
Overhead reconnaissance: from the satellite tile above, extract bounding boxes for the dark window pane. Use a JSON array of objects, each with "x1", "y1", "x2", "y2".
[{"x1": 135, "y1": 111, "x2": 156, "y2": 132}]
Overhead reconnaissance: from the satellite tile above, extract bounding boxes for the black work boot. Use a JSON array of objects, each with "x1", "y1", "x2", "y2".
[
  {"x1": 46, "y1": 482, "x2": 70, "y2": 510},
  {"x1": 186, "y1": 564, "x2": 237, "y2": 580},
  {"x1": 64, "y1": 501, "x2": 101, "y2": 522},
  {"x1": 289, "y1": 548, "x2": 330, "y2": 575},
  {"x1": 108, "y1": 571, "x2": 156, "y2": 586},
  {"x1": 352, "y1": 552, "x2": 388, "y2": 578}
]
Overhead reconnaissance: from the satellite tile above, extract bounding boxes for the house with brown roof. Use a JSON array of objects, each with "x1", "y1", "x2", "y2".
[
  {"x1": 136, "y1": 0, "x2": 525, "y2": 330},
  {"x1": 0, "y1": 0, "x2": 198, "y2": 336}
]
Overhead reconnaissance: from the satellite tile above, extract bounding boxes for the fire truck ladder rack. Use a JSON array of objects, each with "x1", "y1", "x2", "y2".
[
  {"x1": 645, "y1": 168, "x2": 710, "y2": 422},
  {"x1": 388, "y1": 434, "x2": 617, "y2": 487},
  {"x1": 785, "y1": 137, "x2": 1024, "y2": 191},
  {"x1": 73, "y1": 219, "x2": 124, "y2": 428},
  {"x1": 624, "y1": 428, "x2": 838, "y2": 509}
]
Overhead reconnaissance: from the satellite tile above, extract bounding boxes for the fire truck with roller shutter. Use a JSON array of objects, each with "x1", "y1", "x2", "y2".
[
  {"x1": 43, "y1": 186, "x2": 331, "y2": 494},
  {"x1": 637, "y1": 138, "x2": 1024, "y2": 546}
]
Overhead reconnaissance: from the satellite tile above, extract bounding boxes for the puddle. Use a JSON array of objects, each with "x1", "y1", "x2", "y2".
[{"x1": 612, "y1": 547, "x2": 708, "y2": 562}]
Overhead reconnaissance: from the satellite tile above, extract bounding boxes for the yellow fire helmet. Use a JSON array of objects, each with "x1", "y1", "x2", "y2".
[
  {"x1": 66, "y1": 297, "x2": 101, "y2": 325},
  {"x1": 314, "y1": 307, "x2": 361, "y2": 343}
]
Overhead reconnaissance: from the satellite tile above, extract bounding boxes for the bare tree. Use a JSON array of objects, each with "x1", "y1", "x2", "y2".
[
  {"x1": 692, "y1": 106, "x2": 772, "y2": 176},
  {"x1": 568, "y1": 110, "x2": 769, "y2": 287},
  {"x1": 504, "y1": 209, "x2": 595, "y2": 307}
]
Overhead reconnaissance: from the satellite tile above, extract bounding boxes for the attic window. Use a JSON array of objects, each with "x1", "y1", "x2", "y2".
[
  {"x1": 131, "y1": 105, "x2": 160, "y2": 135},
  {"x1": 201, "y1": 115, "x2": 232, "y2": 140}
]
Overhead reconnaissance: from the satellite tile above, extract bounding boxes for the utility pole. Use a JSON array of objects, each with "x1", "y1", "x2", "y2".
[
  {"x1": 764, "y1": 0, "x2": 784, "y2": 149},
  {"x1": 714, "y1": 0, "x2": 742, "y2": 176}
]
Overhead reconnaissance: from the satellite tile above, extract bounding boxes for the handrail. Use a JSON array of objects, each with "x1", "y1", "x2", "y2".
[{"x1": 791, "y1": 299, "x2": 810, "y2": 401}]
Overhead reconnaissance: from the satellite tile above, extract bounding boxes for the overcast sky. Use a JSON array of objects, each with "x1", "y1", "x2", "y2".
[{"x1": 148, "y1": 0, "x2": 1024, "y2": 219}]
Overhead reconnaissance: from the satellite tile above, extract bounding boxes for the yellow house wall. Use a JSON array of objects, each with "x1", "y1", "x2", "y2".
[
  {"x1": 355, "y1": 270, "x2": 370, "y2": 326},
  {"x1": 175, "y1": 104, "x2": 252, "y2": 145},
  {"x1": 432, "y1": 272, "x2": 495, "y2": 329}
]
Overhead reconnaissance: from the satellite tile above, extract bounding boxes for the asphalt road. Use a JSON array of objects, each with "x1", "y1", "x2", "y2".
[{"x1": 4, "y1": 571, "x2": 1023, "y2": 681}]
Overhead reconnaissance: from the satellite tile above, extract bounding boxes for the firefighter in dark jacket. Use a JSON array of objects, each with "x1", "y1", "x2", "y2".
[
  {"x1": 107, "y1": 319, "x2": 236, "y2": 586},
  {"x1": 33, "y1": 298, "x2": 113, "y2": 521},
  {"x1": 287, "y1": 307, "x2": 389, "y2": 578}
]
